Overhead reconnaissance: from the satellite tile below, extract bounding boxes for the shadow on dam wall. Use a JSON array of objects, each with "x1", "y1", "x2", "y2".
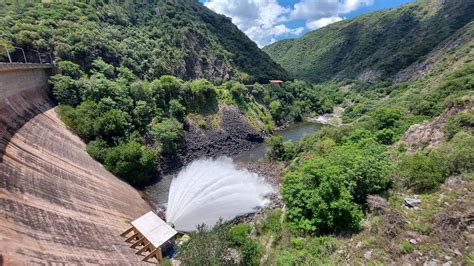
[{"x1": 0, "y1": 65, "x2": 151, "y2": 264}]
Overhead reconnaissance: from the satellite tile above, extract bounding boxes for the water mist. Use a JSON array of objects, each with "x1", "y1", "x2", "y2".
[{"x1": 165, "y1": 157, "x2": 274, "y2": 232}]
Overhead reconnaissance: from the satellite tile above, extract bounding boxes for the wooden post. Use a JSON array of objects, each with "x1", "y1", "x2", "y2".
[
  {"x1": 125, "y1": 231, "x2": 140, "y2": 243},
  {"x1": 142, "y1": 248, "x2": 161, "y2": 263},
  {"x1": 130, "y1": 237, "x2": 145, "y2": 249},
  {"x1": 136, "y1": 243, "x2": 151, "y2": 255},
  {"x1": 120, "y1": 227, "x2": 134, "y2": 237}
]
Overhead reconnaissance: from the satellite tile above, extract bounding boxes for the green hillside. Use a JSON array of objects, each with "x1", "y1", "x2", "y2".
[
  {"x1": 0, "y1": 0, "x2": 289, "y2": 83},
  {"x1": 263, "y1": 0, "x2": 474, "y2": 83}
]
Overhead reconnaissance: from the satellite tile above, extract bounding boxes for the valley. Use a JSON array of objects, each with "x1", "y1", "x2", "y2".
[{"x1": 0, "y1": 0, "x2": 473, "y2": 265}]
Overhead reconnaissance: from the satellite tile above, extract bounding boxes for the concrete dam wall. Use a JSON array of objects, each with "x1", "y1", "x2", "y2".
[{"x1": 0, "y1": 65, "x2": 151, "y2": 264}]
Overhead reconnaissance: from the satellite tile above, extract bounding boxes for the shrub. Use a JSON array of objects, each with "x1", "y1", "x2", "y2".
[
  {"x1": 150, "y1": 118, "x2": 183, "y2": 154},
  {"x1": 370, "y1": 107, "x2": 403, "y2": 130},
  {"x1": 398, "y1": 151, "x2": 449, "y2": 192},
  {"x1": 86, "y1": 139, "x2": 109, "y2": 163},
  {"x1": 375, "y1": 128, "x2": 396, "y2": 145},
  {"x1": 266, "y1": 136, "x2": 284, "y2": 160},
  {"x1": 104, "y1": 141, "x2": 157, "y2": 186},
  {"x1": 95, "y1": 109, "x2": 130, "y2": 145},
  {"x1": 230, "y1": 224, "x2": 262, "y2": 266},
  {"x1": 442, "y1": 131, "x2": 474, "y2": 175},
  {"x1": 169, "y1": 99, "x2": 186, "y2": 119},
  {"x1": 444, "y1": 111, "x2": 474, "y2": 140},
  {"x1": 198, "y1": 120, "x2": 207, "y2": 129},
  {"x1": 399, "y1": 240, "x2": 413, "y2": 254},
  {"x1": 56, "y1": 101, "x2": 100, "y2": 142},
  {"x1": 179, "y1": 223, "x2": 235, "y2": 266},
  {"x1": 259, "y1": 209, "x2": 282, "y2": 235},
  {"x1": 282, "y1": 142, "x2": 392, "y2": 233},
  {"x1": 50, "y1": 75, "x2": 81, "y2": 106},
  {"x1": 58, "y1": 60, "x2": 83, "y2": 79}
]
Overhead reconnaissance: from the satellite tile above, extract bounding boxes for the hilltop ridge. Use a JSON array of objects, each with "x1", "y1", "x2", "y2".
[{"x1": 263, "y1": 0, "x2": 474, "y2": 82}]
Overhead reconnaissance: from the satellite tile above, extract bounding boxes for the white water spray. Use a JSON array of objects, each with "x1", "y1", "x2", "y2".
[{"x1": 165, "y1": 157, "x2": 274, "y2": 232}]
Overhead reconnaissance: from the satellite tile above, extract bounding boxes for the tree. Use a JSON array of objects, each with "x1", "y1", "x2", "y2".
[
  {"x1": 370, "y1": 107, "x2": 402, "y2": 130},
  {"x1": 150, "y1": 118, "x2": 183, "y2": 154},
  {"x1": 269, "y1": 100, "x2": 283, "y2": 123},
  {"x1": 132, "y1": 100, "x2": 154, "y2": 131},
  {"x1": 0, "y1": 38, "x2": 14, "y2": 62},
  {"x1": 169, "y1": 99, "x2": 186, "y2": 119},
  {"x1": 95, "y1": 109, "x2": 130, "y2": 145},
  {"x1": 81, "y1": 74, "x2": 119, "y2": 102},
  {"x1": 398, "y1": 151, "x2": 448, "y2": 192},
  {"x1": 50, "y1": 75, "x2": 81, "y2": 106},
  {"x1": 104, "y1": 141, "x2": 157, "y2": 186},
  {"x1": 266, "y1": 136, "x2": 284, "y2": 160},
  {"x1": 58, "y1": 60, "x2": 83, "y2": 79},
  {"x1": 91, "y1": 58, "x2": 115, "y2": 78},
  {"x1": 282, "y1": 141, "x2": 392, "y2": 233},
  {"x1": 178, "y1": 223, "x2": 235, "y2": 266}
]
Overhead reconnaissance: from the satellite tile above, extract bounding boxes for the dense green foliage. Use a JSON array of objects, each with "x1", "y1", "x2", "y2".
[
  {"x1": 274, "y1": 21, "x2": 473, "y2": 237},
  {"x1": 264, "y1": 0, "x2": 474, "y2": 83},
  {"x1": 0, "y1": 0, "x2": 288, "y2": 83},
  {"x1": 282, "y1": 140, "x2": 392, "y2": 233},
  {"x1": 399, "y1": 131, "x2": 474, "y2": 191},
  {"x1": 178, "y1": 222, "x2": 261, "y2": 266}
]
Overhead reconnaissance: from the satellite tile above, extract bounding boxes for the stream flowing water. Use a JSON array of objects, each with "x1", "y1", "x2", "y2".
[{"x1": 144, "y1": 120, "x2": 323, "y2": 231}]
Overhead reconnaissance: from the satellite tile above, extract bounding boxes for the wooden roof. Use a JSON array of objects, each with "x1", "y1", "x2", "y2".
[
  {"x1": 269, "y1": 80, "x2": 284, "y2": 84},
  {"x1": 131, "y1": 211, "x2": 177, "y2": 248}
]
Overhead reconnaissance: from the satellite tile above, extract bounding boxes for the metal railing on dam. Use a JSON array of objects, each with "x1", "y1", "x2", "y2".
[{"x1": 0, "y1": 62, "x2": 54, "y2": 72}]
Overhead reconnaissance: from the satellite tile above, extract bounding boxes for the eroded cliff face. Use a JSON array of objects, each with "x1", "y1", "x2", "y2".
[{"x1": 0, "y1": 66, "x2": 151, "y2": 264}]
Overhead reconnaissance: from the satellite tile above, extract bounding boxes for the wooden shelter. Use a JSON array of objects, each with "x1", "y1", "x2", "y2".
[{"x1": 121, "y1": 211, "x2": 178, "y2": 263}]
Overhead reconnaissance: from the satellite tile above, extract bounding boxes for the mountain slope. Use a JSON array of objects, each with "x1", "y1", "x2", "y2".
[
  {"x1": 263, "y1": 0, "x2": 474, "y2": 83},
  {"x1": 0, "y1": 0, "x2": 289, "y2": 83}
]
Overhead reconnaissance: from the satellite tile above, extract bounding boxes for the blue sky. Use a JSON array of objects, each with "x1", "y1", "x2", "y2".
[{"x1": 199, "y1": 0, "x2": 415, "y2": 47}]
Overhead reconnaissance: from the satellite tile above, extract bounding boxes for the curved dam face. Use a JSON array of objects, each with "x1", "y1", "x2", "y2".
[{"x1": 0, "y1": 65, "x2": 151, "y2": 264}]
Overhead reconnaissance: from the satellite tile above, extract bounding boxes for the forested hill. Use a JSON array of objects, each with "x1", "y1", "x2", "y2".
[
  {"x1": 263, "y1": 0, "x2": 474, "y2": 83},
  {"x1": 0, "y1": 0, "x2": 289, "y2": 83}
]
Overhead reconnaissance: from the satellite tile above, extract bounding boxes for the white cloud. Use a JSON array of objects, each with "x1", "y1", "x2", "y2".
[
  {"x1": 306, "y1": 16, "x2": 343, "y2": 30},
  {"x1": 290, "y1": 0, "x2": 373, "y2": 20},
  {"x1": 204, "y1": 0, "x2": 303, "y2": 47},
  {"x1": 203, "y1": 0, "x2": 374, "y2": 46}
]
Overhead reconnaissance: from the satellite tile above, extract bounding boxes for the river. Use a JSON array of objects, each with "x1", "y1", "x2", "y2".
[{"x1": 143, "y1": 120, "x2": 321, "y2": 209}]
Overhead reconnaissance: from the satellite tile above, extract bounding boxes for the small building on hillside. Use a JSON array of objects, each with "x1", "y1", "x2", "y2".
[
  {"x1": 121, "y1": 211, "x2": 178, "y2": 263},
  {"x1": 269, "y1": 80, "x2": 284, "y2": 85}
]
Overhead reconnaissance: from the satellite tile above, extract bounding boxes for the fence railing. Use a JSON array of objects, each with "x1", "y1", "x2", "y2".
[{"x1": 0, "y1": 47, "x2": 53, "y2": 64}]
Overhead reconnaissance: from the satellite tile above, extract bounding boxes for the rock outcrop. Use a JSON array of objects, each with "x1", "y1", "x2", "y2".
[{"x1": 0, "y1": 65, "x2": 150, "y2": 264}]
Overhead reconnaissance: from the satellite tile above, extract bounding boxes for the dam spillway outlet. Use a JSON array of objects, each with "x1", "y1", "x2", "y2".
[{"x1": 165, "y1": 157, "x2": 275, "y2": 232}]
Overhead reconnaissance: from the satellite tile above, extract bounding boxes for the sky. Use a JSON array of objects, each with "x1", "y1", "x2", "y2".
[{"x1": 199, "y1": 0, "x2": 415, "y2": 47}]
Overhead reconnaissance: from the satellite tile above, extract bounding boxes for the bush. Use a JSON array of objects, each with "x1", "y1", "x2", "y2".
[
  {"x1": 150, "y1": 118, "x2": 184, "y2": 154},
  {"x1": 95, "y1": 109, "x2": 130, "y2": 145},
  {"x1": 104, "y1": 141, "x2": 157, "y2": 186},
  {"x1": 56, "y1": 101, "x2": 99, "y2": 142},
  {"x1": 282, "y1": 141, "x2": 392, "y2": 233},
  {"x1": 169, "y1": 99, "x2": 186, "y2": 119},
  {"x1": 370, "y1": 107, "x2": 402, "y2": 130},
  {"x1": 266, "y1": 136, "x2": 284, "y2": 160},
  {"x1": 399, "y1": 240, "x2": 413, "y2": 254},
  {"x1": 259, "y1": 209, "x2": 282, "y2": 235},
  {"x1": 442, "y1": 131, "x2": 474, "y2": 175},
  {"x1": 198, "y1": 120, "x2": 207, "y2": 129},
  {"x1": 179, "y1": 223, "x2": 235, "y2": 266},
  {"x1": 375, "y1": 128, "x2": 395, "y2": 145},
  {"x1": 398, "y1": 151, "x2": 449, "y2": 192},
  {"x1": 58, "y1": 60, "x2": 83, "y2": 79},
  {"x1": 50, "y1": 75, "x2": 81, "y2": 106},
  {"x1": 444, "y1": 111, "x2": 474, "y2": 139},
  {"x1": 230, "y1": 224, "x2": 262, "y2": 266},
  {"x1": 86, "y1": 139, "x2": 109, "y2": 163}
]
